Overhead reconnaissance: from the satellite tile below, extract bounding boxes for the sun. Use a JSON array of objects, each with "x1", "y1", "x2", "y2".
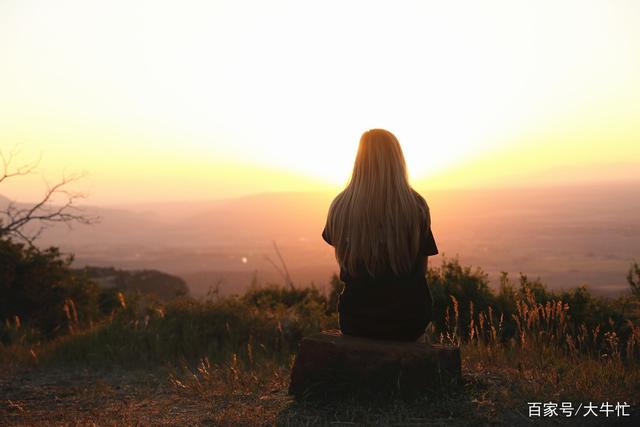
[{"x1": 1, "y1": 1, "x2": 639, "y2": 203}]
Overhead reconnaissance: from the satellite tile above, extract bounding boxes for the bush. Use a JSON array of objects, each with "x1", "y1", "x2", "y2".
[
  {"x1": 428, "y1": 257, "x2": 494, "y2": 338},
  {"x1": 242, "y1": 283, "x2": 328, "y2": 311},
  {"x1": 0, "y1": 238, "x2": 100, "y2": 342}
]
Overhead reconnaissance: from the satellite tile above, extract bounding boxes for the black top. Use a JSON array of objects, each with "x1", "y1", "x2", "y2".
[{"x1": 322, "y1": 199, "x2": 438, "y2": 341}]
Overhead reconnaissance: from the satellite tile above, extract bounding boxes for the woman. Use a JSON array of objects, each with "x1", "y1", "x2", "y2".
[{"x1": 322, "y1": 129, "x2": 438, "y2": 341}]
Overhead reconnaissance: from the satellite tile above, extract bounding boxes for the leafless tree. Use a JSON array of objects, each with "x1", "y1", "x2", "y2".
[{"x1": 0, "y1": 145, "x2": 100, "y2": 245}]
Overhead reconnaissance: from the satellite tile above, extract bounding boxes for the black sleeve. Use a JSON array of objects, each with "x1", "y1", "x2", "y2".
[
  {"x1": 420, "y1": 226, "x2": 439, "y2": 256},
  {"x1": 322, "y1": 225, "x2": 332, "y2": 246},
  {"x1": 419, "y1": 208, "x2": 439, "y2": 256}
]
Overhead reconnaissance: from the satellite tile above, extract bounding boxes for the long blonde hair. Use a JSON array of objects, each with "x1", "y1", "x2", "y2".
[{"x1": 325, "y1": 129, "x2": 428, "y2": 278}]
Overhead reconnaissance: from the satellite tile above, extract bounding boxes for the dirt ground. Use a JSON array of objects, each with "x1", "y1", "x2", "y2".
[
  {"x1": 0, "y1": 367, "x2": 266, "y2": 426},
  {"x1": 2, "y1": 366, "x2": 638, "y2": 426}
]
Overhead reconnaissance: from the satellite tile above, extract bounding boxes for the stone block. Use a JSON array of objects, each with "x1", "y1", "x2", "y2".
[{"x1": 288, "y1": 329, "x2": 462, "y2": 399}]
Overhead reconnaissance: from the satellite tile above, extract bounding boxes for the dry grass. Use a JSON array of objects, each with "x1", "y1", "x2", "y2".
[{"x1": 2, "y1": 276, "x2": 640, "y2": 425}]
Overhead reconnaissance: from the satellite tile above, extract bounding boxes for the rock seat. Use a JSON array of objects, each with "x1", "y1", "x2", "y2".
[{"x1": 288, "y1": 329, "x2": 462, "y2": 399}]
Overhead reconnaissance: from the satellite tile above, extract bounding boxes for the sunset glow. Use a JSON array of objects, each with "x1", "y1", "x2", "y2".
[{"x1": 1, "y1": 0, "x2": 639, "y2": 204}]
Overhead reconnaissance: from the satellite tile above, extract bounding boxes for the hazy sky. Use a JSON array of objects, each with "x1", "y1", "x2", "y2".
[{"x1": 1, "y1": 0, "x2": 639, "y2": 204}]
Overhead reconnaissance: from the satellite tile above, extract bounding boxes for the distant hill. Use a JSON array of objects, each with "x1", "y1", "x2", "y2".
[
  {"x1": 6, "y1": 181, "x2": 640, "y2": 298},
  {"x1": 76, "y1": 266, "x2": 189, "y2": 301}
]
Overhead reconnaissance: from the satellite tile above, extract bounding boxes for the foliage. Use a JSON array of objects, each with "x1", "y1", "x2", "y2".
[
  {"x1": 2, "y1": 253, "x2": 640, "y2": 425},
  {"x1": 76, "y1": 266, "x2": 190, "y2": 301},
  {"x1": 36, "y1": 290, "x2": 338, "y2": 368},
  {"x1": 428, "y1": 257, "x2": 494, "y2": 338},
  {"x1": 327, "y1": 273, "x2": 344, "y2": 314},
  {"x1": 2, "y1": 251, "x2": 640, "y2": 371},
  {"x1": 628, "y1": 260, "x2": 640, "y2": 299},
  {"x1": 242, "y1": 283, "x2": 327, "y2": 312},
  {"x1": 0, "y1": 238, "x2": 100, "y2": 342}
]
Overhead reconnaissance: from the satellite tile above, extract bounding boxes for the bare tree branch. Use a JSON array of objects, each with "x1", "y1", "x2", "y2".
[
  {"x1": 0, "y1": 147, "x2": 100, "y2": 246},
  {"x1": 263, "y1": 240, "x2": 294, "y2": 290},
  {"x1": 0, "y1": 145, "x2": 41, "y2": 185}
]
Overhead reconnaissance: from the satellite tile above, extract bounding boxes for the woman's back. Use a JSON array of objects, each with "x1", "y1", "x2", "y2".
[
  {"x1": 324, "y1": 195, "x2": 438, "y2": 341},
  {"x1": 322, "y1": 129, "x2": 439, "y2": 341}
]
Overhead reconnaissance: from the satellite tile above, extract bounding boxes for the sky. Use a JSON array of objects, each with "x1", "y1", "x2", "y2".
[{"x1": 1, "y1": 0, "x2": 639, "y2": 205}]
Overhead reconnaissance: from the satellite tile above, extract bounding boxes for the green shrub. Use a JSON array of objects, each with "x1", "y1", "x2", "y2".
[{"x1": 0, "y1": 238, "x2": 100, "y2": 342}]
